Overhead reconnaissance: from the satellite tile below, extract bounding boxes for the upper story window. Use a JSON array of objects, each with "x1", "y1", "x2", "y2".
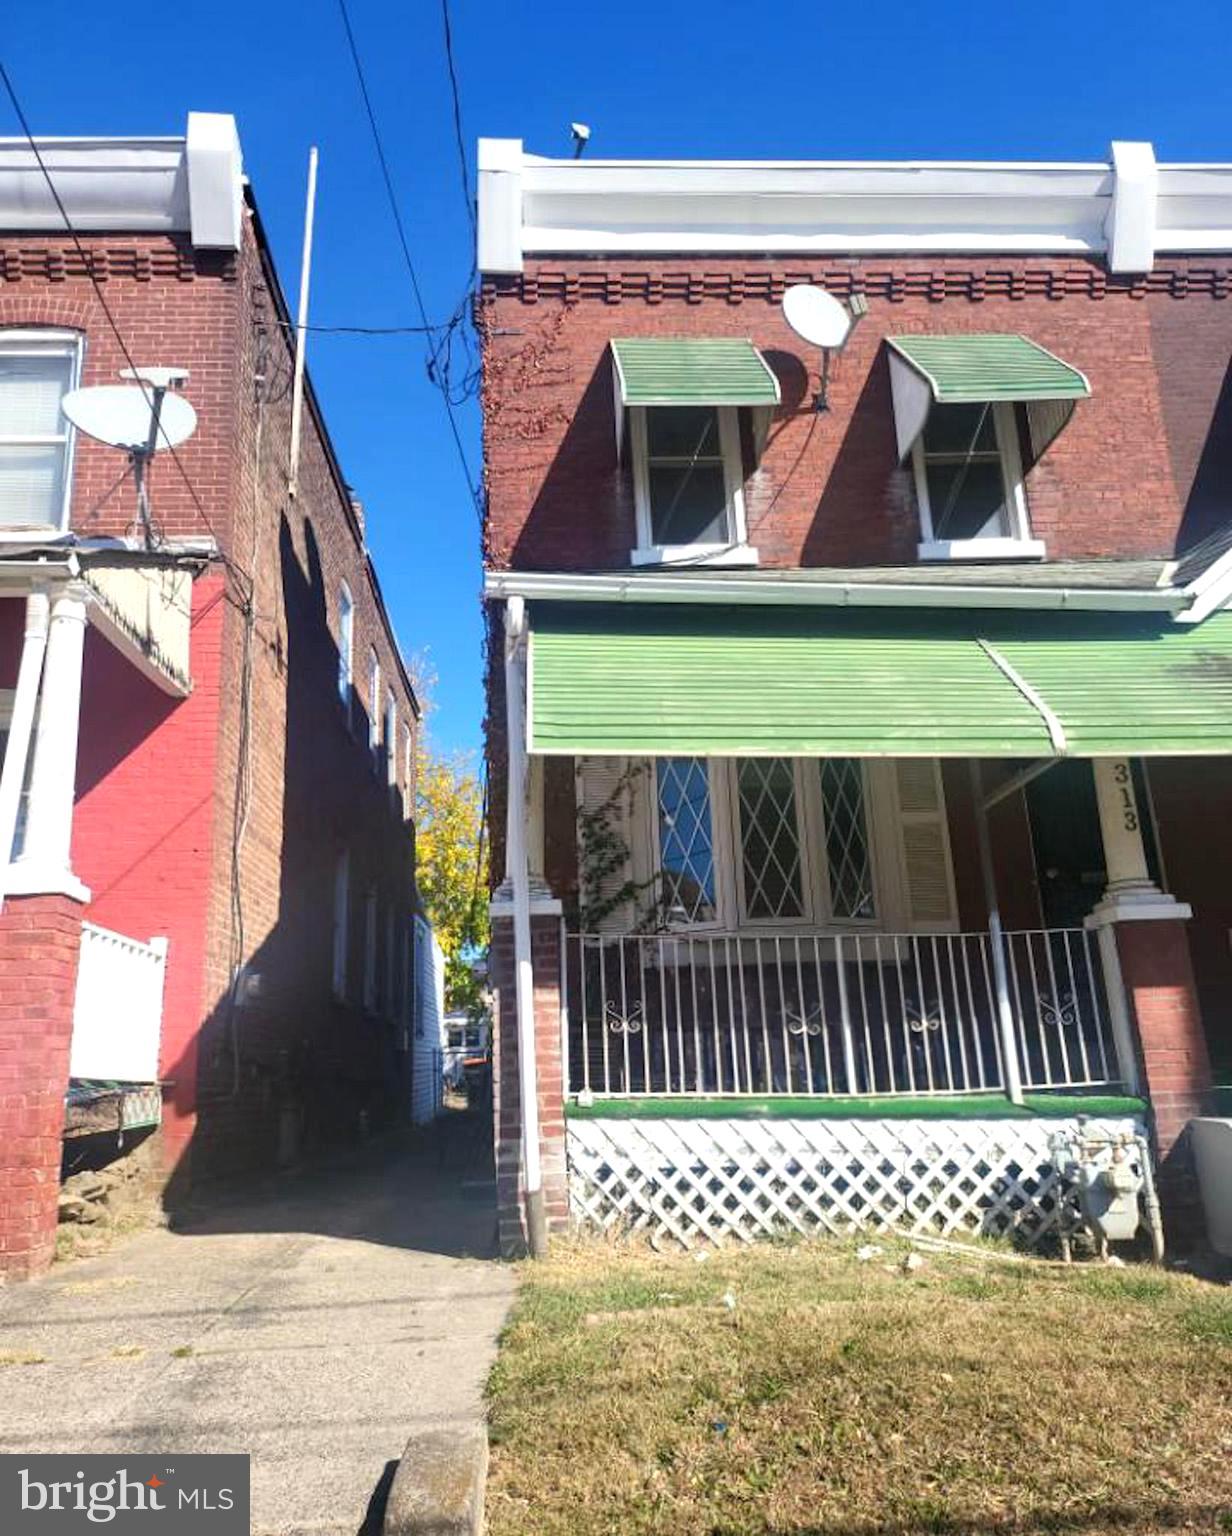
[
  {"x1": 384, "y1": 692, "x2": 397, "y2": 787},
  {"x1": 331, "y1": 848, "x2": 350, "y2": 1000},
  {"x1": 337, "y1": 582, "x2": 354, "y2": 720},
  {"x1": 911, "y1": 402, "x2": 1034, "y2": 558},
  {"x1": 368, "y1": 649, "x2": 381, "y2": 760},
  {"x1": 630, "y1": 406, "x2": 747, "y2": 564},
  {"x1": 611, "y1": 338, "x2": 779, "y2": 569},
  {"x1": 886, "y1": 333, "x2": 1090, "y2": 563},
  {"x1": 0, "y1": 331, "x2": 83, "y2": 530}
]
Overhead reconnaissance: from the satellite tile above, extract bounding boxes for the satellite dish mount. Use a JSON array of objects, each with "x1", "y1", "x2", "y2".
[
  {"x1": 781, "y1": 286, "x2": 868, "y2": 410},
  {"x1": 61, "y1": 368, "x2": 196, "y2": 548}
]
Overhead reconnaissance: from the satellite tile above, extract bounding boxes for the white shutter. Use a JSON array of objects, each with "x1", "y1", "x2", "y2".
[
  {"x1": 892, "y1": 759, "x2": 958, "y2": 930},
  {"x1": 575, "y1": 756, "x2": 651, "y2": 933}
]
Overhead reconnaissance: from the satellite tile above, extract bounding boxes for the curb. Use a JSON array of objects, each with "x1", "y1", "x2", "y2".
[{"x1": 384, "y1": 1423, "x2": 488, "y2": 1536}]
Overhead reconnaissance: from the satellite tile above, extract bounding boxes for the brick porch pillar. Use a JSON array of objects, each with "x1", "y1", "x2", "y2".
[
  {"x1": 0, "y1": 893, "x2": 85, "y2": 1279},
  {"x1": 1087, "y1": 758, "x2": 1211, "y2": 1244},
  {"x1": 489, "y1": 905, "x2": 569, "y2": 1257}
]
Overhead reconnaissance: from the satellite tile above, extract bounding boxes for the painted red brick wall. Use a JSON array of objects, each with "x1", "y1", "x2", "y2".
[
  {"x1": 0, "y1": 894, "x2": 84, "y2": 1278},
  {"x1": 71, "y1": 576, "x2": 227, "y2": 1168},
  {"x1": 481, "y1": 256, "x2": 1232, "y2": 573}
]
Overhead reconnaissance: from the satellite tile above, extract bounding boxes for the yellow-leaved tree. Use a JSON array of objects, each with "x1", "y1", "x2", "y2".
[{"x1": 411, "y1": 655, "x2": 488, "y2": 1015}]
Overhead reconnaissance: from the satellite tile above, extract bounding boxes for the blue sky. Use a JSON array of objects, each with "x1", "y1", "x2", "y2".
[{"x1": 5, "y1": 1, "x2": 1230, "y2": 753}]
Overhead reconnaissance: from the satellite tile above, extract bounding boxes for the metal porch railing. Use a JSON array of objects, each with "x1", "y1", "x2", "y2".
[{"x1": 564, "y1": 928, "x2": 1121, "y2": 1100}]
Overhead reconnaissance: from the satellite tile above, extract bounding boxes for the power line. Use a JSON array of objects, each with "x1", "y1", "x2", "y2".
[
  {"x1": 333, "y1": 0, "x2": 482, "y2": 518},
  {"x1": 0, "y1": 58, "x2": 254, "y2": 600},
  {"x1": 439, "y1": 0, "x2": 477, "y2": 249}
]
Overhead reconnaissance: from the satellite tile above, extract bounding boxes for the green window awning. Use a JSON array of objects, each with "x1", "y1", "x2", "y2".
[
  {"x1": 528, "y1": 603, "x2": 1232, "y2": 759},
  {"x1": 886, "y1": 334, "x2": 1091, "y2": 460},
  {"x1": 610, "y1": 337, "x2": 781, "y2": 407}
]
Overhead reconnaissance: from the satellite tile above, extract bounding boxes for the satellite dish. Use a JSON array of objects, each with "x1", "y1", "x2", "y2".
[
  {"x1": 62, "y1": 385, "x2": 197, "y2": 453},
  {"x1": 782, "y1": 284, "x2": 852, "y2": 349}
]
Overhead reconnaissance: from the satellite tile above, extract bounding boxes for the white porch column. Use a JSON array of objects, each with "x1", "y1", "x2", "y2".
[
  {"x1": 0, "y1": 588, "x2": 50, "y2": 898},
  {"x1": 6, "y1": 584, "x2": 90, "y2": 902},
  {"x1": 1088, "y1": 758, "x2": 1186, "y2": 923}
]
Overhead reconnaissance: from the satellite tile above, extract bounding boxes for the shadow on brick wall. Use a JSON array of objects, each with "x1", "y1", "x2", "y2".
[{"x1": 159, "y1": 511, "x2": 425, "y2": 1237}]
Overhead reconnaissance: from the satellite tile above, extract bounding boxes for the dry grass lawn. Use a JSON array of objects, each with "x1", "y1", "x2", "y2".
[{"x1": 485, "y1": 1236, "x2": 1232, "y2": 1536}]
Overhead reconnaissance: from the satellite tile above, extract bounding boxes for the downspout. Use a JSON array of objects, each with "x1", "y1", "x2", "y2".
[
  {"x1": 968, "y1": 760, "x2": 1025, "y2": 1105},
  {"x1": 504, "y1": 595, "x2": 547, "y2": 1257},
  {"x1": 0, "y1": 588, "x2": 51, "y2": 912}
]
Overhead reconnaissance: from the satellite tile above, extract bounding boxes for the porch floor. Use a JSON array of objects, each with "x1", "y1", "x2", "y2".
[{"x1": 567, "y1": 1090, "x2": 1147, "y2": 1121}]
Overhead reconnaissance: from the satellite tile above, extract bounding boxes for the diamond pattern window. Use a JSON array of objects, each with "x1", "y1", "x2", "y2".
[
  {"x1": 737, "y1": 758, "x2": 805, "y2": 920},
  {"x1": 819, "y1": 759, "x2": 876, "y2": 920},
  {"x1": 655, "y1": 757, "x2": 716, "y2": 926}
]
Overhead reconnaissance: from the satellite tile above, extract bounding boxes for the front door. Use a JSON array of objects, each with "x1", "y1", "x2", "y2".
[{"x1": 1025, "y1": 760, "x2": 1161, "y2": 928}]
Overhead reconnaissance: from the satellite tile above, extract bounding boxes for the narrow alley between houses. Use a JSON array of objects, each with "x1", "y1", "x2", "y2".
[{"x1": 0, "y1": 1131, "x2": 512, "y2": 1536}]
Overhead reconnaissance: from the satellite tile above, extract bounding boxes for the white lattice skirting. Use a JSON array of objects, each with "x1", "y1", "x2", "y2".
[{"x1": 567, "y1": 1115, "x2": 1145, "y2": 1250}]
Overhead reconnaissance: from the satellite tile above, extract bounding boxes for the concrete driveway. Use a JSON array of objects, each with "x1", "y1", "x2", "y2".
[{"x1": 0, "y1": 1128, "x2": 515, "y2": 1536}]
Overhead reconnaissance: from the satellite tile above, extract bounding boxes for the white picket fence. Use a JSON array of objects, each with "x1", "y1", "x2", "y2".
[
  {"x1": 567, "y1": 1115, "x2": 1145, "y2": 1250},
  {"x1": 69, "y1": 923, "x2": 168, "y2": 1082}
]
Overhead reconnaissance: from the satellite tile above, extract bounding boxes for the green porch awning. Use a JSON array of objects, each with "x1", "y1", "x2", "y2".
[
  {"x1": 610, "y1": 337, "x2": 781, "y2": 407},
  {"x1": 886, "y1": 334, "x2": 1091, "y2": 460},
  {"x1": 528, "y1": 604, "x2": 1232, "y2": 758}
]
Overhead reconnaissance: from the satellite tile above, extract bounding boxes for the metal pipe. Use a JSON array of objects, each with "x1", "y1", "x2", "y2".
[
  {"x1": 0, "y1": 588, "x2": 50, "y2": 911},
  {"x1": 504, "y1": 596, "x2": 546, "y2": 1256},
  {"x1": 969, "y1": 759, "x2": 1024, "y2": 1104},
  {"x1": 288, "y1": 146, "x2": 319, "y2": 498}
]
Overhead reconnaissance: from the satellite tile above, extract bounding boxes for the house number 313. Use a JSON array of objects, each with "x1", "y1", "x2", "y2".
[{"x1": 1113, "y1": 761, "x2": 1139, "y2": 832}]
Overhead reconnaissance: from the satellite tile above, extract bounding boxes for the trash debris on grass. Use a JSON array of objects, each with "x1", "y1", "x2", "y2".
[
  {"x1": 901, "y1": 1252, "x2": 925, "y2": 1274},
  {"x1": 720, "y1": 1291, "x2": 737, "y2": 1310},
  {"x1": 855, "y1": 1244, "x2": 883, "y2": 1262}
]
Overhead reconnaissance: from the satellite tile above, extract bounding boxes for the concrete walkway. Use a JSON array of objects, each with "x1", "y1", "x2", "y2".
[{"x1": 0, "y1": 1130, "x2": 515, "y2": 1536}]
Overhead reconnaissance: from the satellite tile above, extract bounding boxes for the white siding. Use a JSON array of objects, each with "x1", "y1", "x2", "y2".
[{"x1": 412, "y1": 915, "x2": 445, "y2": 1125}]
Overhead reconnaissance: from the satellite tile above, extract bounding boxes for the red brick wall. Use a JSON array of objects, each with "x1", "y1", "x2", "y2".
[
  {"x1": 0, "y1": 893, "x2": 84, "y2": 1279},
  {"x1": 1141, "y1": 758, "x2": 1232, "y2": 1083},
  {"x1": 490, "y1": 912, "x2": 569, "y2": 1255},
  {"x1": 1, "y1": 216, "x2": 419, "y2": 1198},
  {"x1": 185, "y1": 206, "x2": 418, "y2": 1183},
  {"x1": 71, "y1": 579, "x2": 227, "y2": 1168},
  {"x1": 481, "y1": 256, "x2": 1232, "y2": 573}
]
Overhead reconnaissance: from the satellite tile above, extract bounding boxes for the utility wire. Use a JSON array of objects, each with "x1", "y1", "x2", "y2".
[
  {"x1": 333, "y1": 0, "x2": 482, "y2": 518},
  {"x1": 0, "y1": 57, "x2": 254, "y2": 598},
  {"x1": 440, "y1": 0, "x2": 477, "y2": 248}
]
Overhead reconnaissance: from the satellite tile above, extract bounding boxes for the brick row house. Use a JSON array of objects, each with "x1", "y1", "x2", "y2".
[
  {"x1": 479, "y1": 138, "x2": 1232, "y2": 1255},
  {"x1": 0, "y1": 114, "x2": 420, "y2": 1278}
]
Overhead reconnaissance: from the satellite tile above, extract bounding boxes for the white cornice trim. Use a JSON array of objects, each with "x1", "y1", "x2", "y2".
[
  {"x1": 0, "y1": 112, "x2": 243, "y2": 250},
  {"x1": 482, "y1": 568, "x2": 1186, "y2": 613},
  {"x1": 478, "y1": 138, "x2": 1232, "y2": 275}
]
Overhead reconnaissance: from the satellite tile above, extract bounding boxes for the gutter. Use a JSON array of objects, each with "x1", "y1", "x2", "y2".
[{"x1": 483, "y1": 569, "x2": 1187, "y2": 614}]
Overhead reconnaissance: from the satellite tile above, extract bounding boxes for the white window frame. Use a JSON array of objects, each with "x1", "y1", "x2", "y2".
[
  {"x1": 367, "y1": 649, "x2": 381, "y2": 761},
  {"x1": 331, "y1": 849, "x2": 350, "y2": 999},
  {"x1": 337, "y1": 582, "x2": 354, "y2": 723},
  {"x1": 646, "y1": 756, "x2": 889, "y2": 934},
  {"x1": 628, "y1": 404, "x2": 757, "y2": 568},
  {"x1": 0, "y1": 329, "x2": 84, "y2": 532},
  {"x1": 385, "y1": 904, "x2": 396, "y2": 1019},
  {"x1": 385, "y1": 692, "x2": 397, "y2": 787},
  {"x1": 363, "y1": 888, "x2": 378, "y2": 1011},
  {"x1": 402, "y1": 722, "x2": 414, "y2": 818},
  {"x1": 911, "y1": 401, "x2": 1044, "y2": 562}
]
